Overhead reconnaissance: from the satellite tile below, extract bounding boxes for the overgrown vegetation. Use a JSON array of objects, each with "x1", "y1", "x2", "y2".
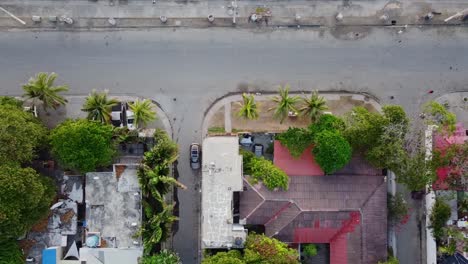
[
  {"x1": 302, "y1": 244, "x2": 318, "y2": 257},
  {"x1": 0, "y1": 240, "x2": 23, "y2": 264},
  {"x1": 237, "y1": 93, "x2": 259, "y2": 120},
  {"x1": 138, "y1": 129, "x2": 185, "y2": 255},
  {"x1": 276, "y1": 127, "x2": 314, "y2": 158},
  {"x1": 313, "y1": 130, "x2": 352, "y2": 174},
  {"x1": 430, "y1": 198, "x2": 452, "y2": 240},
  {"x1": 241, "y1": 149, "x2": 289, "y2": 190},
  {"x1": 50, "y1": 119, "x2": 116, "y2": 173},
  {"x1": 202, "y1": 233, "x2": 299, "y2": 264},
  {"x1": 422, "y1": 100, "x2": 457, "y2": 133},
  {"x1": 139, "y1": 250, "x2": 181, "y2": 264}
]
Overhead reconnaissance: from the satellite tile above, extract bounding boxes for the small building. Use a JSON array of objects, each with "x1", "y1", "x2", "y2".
[{"x1": 201, "y1": 136, "x2": 247, "y2": 249}]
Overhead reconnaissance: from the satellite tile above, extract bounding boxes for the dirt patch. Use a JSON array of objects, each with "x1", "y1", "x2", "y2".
[
  {"x1": 30, "y1": 212, "x2": 51, "y2": 232},
  {"x1": 207, "y1": 94, "x2": 378, "y2": 133},
  {"x1": 60, "y1": 209, "x2": 75, "y2": 224}
]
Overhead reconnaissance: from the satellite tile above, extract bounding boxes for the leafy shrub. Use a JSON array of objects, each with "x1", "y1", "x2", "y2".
[
  {"x1": 276, "y1": 127, "x2": 314, "y2": 158},
  {"x1": 241, "y1": 149, "x2": 289, "y2": 191},
  {"x1": 312, "y1": 131, "x2": 352, "y2": 174},
  {"x1": 377, "y1": 256, "x2": 399, "y2": 264},
  {"x1": 423, "y1": 101, "x2": 457, "y2": 133},
  {"x1": 430, "y1": 198, "x2": 451, "y2": 240},
  {"x1": 50, "y1": 119, "x2": 115, "y2": 173},
  {"x1": 0, "y1": 240, "x2": 23, "y2": 264},
  {"x1": 244, "y1": 233, "x2": 299, "y2": 264},
  {"x1": 303, "y1": 244, "x2": 318, "y2": 257},
  {"x1": 140, "y1": 250, "x2": 181, "y2": 264},
  {"x1": 308, "y1": 114, "x2": 345, "y2": 135},
  {"x1": 202, "y1": 250, "x2": 244, "y2": 264}
]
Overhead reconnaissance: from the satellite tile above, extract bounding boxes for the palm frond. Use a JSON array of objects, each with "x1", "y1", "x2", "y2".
[
  {"x1": 81, "y1": 89, "x2": 118, "y2": 124},
  {"x1": 129, "y1": 99, "x2": 157, "y2": 129},
  {"x1": 22, "y1": 72, "x2": 69, "y2": 111},
  {"x1": 270, "y1": 84, "x2": 299, "y2": 123},
  {"x1": 299, "y1": 90, "x2": 328, "y2": 122},
  {"x1": 238, "y1": 93, "x2": 259, "y2": 120}
]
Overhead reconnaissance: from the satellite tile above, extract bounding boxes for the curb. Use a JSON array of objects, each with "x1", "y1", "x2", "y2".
[{"x1": 201, "y1": 91, "x2": 382, "y2": 138}]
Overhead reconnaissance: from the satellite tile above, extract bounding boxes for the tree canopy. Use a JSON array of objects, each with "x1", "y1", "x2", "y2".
[
  {"x1": 82, "y1": 90, "x2": 118, "y2": 124},
  {"x1": 22, "y1": 72, "x2": 68, "y2": 111},
  {"x1": 0, "y1": 104, "x2": 47, "y2": 165},
  {"x1": 270, "y1": 85, "x2": 299, "y2": 123},
  {"x1": 202, "y1": 233, "x2": 299, "y2": 264},
  {"x1": 139, "y1": 250, "x2": 181, "y2": 264},
  {"x1": 276, "y1": 127, "x2": 314, "y2": 158},
  {"x1": 50, "y1": 119, "x2": 116, "y2": 173},
  {"x1": 312, "y1": 130, "x2": 352, "y2": 174},
  {"x1": 0, "y1": 166, "x2": 55, "y2": 240},
  {"x1": 299, "y1": 90, "x2": 328, "y2": 122},
  {"x1": 128, "y1": 99, "x2": 157, "y2": 129}
]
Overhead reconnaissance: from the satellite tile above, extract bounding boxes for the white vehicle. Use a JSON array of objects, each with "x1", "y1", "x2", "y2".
[{"x1": 125, "y1": 102, "x2": 136, "y2": 130}]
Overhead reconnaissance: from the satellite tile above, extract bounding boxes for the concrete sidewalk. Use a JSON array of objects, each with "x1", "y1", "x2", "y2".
[{"x1": 1, "y1": 0, "x2": 468, "y2": 29}]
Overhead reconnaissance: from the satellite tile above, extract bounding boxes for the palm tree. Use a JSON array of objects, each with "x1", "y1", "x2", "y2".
[
  {"x1": 128, "y1": 99, "x2": 157, "y2": 129},
  {"x1": 237, "y1": 93, "x2": 259, "y2": 120},
  {"x1": 269, "y1": 85, "x2": 299, "y2": 123},
  {"x1": 22, "y1": 72, "x2": 69, "y2": 111},
  {"x1": 81, "y1": 89, "x2": 118, "y2": 124},
  {"x1": 299, "y1": 90, "x2": 328, "y2": 122}
]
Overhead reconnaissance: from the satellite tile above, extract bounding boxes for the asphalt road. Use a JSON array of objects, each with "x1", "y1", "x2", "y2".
[{"x1": 1, "y1": 27, "x2": 468, "y2": 263}]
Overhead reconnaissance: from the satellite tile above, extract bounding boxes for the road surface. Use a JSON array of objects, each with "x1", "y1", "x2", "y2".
[{"x1": 1, "y1": 27, "x2": 468, "y2": 263}]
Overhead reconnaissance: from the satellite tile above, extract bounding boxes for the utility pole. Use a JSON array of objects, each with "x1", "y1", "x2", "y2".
[{"x1": 0, "y1": 6, "x2": 26, "y2": 25}]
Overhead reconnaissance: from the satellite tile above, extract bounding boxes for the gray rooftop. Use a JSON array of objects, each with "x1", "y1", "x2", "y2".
[
  {"x1": 201, "y1": 136, "x2": 247, "y2": 249},
  {"x1": 85, "y1": 164, "x2": 142, "y2": 249}
]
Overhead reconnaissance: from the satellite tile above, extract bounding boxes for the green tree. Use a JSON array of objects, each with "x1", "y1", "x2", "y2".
[
  {"x1": 50, "y1": 119, "x2": 116, "y2": 173},
  {"x1": 237, "y1": 93, "x2": 259, "y2": 120},
  {"x1": 343, "y1": 106, "x2": 384, "y2": 151},
  {"x1": 82, "y1": 90, "x2": 118, "y2": 124},
  {"x1": 269, "y1": 85, "x2": 299, "y2": 123},
  {"x1": 308, "y1": 114, "x2": 345, "y2": 135},
  {"x1": 299, "y1": 91, "x2": 328, "y2": 122},
  {"x1": 129, "y1": 99, "x2": 157, "y2": 129},
  {"x1": 430, "y1": 198, "x2": 451, "y2": 240},
  {"x1": 202, "y1": 250, "x2": 244, "y2": 264},
  {"x1": 0, "y1": 104, "x2": 47, "y2": 164},
  {"x1": 244, "y1": 233, "x2": 299, "y2": 264},
  {"x1": 22, "y1": 72, "x2": 68, "y2": 111},
  {"x1": 0, "y1": 240, "x2": 23, "y2": 264},
  {"x1": 276, "y1": 127, "x2": 314, "y2": 158},
  {"x1": 140, "y1": 250, "x2": 181, "y2": 264},
  {"x1": 312, "y1": 131, "x2": 352, "y2": 174},
  {"x1": 0, "y1": 165, "x2": 55, "y2": 240},
  {"x1": 394, "y1": 152, "x2": 436, "y2": 192},
  {"x1": 0, "y1": 96, "x2": 23, "y2": 108},
  {"x1": 423, "y1": 101, "x2": 457, "y2": 133}
]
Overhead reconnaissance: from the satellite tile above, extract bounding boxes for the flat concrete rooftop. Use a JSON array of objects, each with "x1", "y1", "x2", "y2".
[
  {"x1": 85, "y1": 164, "x2": 142, "y2": 249},
  {"x1": 201, "y1": 136, "x2": 247, "y2": 249}
]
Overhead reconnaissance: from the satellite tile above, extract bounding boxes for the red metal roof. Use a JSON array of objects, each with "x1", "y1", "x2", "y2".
[{"x1": 273, "y1": 141, "x2": 324, "y2": 176}]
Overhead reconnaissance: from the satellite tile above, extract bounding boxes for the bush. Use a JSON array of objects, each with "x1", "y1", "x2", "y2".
[
  {"x1": 430, "y1": 198, "x2": 452, "y2": 240},
  {"x1": 0, "y1": 240, "x2": 23, "y2": 264},
  {"x1": 244, "y1": 233, "x2": 299, "y2": 264},
  {"x1": 303, "y1": 244, "x2": 317, "y2": 257},
  {"x1": 140, "y1": 250, "x2": 181, "y2": 264},
  {"x1": 308, "y1": 114, "x2": 345, "y2": 135},
  {"x1": 202, "y1": 250, "x2": 244, "y2": 264},
  {"x1": 312, "y1": 131, "x2": 352, "y2": 174},
  {"x1": 276, "y1": 127, "x2": 314, "y2": 158},
  {"x1": 241, "y1": 149, "x2": 289, "y2": 191},
  {"x1": 50, "y1": 119, "x2": 115, "y2": 173}
]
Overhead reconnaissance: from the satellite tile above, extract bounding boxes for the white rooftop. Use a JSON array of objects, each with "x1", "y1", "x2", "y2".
[{"x1": 201, "y1": 136, "x2": 247, "y2": 249}]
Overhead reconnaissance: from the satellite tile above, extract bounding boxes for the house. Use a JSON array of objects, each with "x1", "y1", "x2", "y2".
[
  {"x1": 201, "y1": 136, "x2": 247, "y2": 249},
  {"x1": 240, "y1": 141, "x2": 387, "y2": 264}
]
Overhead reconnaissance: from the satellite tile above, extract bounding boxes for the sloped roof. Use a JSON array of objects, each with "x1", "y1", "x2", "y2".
[
  {"x1": 273, "y1": 141, "x2": 324, "y2": 176},
  {"x1": 240, "y1": 174, "x2": 387, "y2": 264}
]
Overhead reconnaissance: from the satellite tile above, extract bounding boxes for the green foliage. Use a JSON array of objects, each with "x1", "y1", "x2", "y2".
[
  {"x1": 423, "y1": 101, "x2": 457, "y2": 133},
  {"x1": 276, "y1": 127, "x2": 314, "y2": 158},
  {"x1": 140, "y1": 250, "x2": 181, "y2": 264},
  {"x1": 0, "y1": 166, "x2": 55, "y2": 239},
  {"x1": 394, "y1": 152, "x2": 436, "y2": 192},
  {"x1": 387, "y1": 193, "x2": 409, "y2": 225},
  {"x1": 241, "y1": 149, "x2": 289, "y2": 190},
  {"x1": 202, "y1": 250, "x2": 244, "y2": 264},
  {"x1": 430, "y1": 198, "x2": 451, "y2": 240},
  {"x1": 343, "y1": 106, "x2": 384, "y2": 151},
  {"x1": 129, "y1": 99, "x2": 157, "y2": 129},
  {"x1": 0, "y1": 240, "x2": 23, "y2": 264},
  {"x1": 244, "y1": 233, "x2": 299, "y2": 264},
  {"x1": 299, "y1": 91, "x2": 328, "y2": 122},
  {"x1": 22, "y1": 72, "x2": 68, "y2": 111},
  {"x1": 377, "y1": 256, "x2": 399, "y2": 264},
  {"x1": 439, "y1": 240, "x2": 457, "y2": 256},
  {"x1": 0, "y1": 104, "x2": 47, "y2": 164},
  {"x1": 208, "y1": 127, "x2": 226, "y2": 133},
  {"x1": 303, "y1": 244, "x2": 318, "y2": 257},
  {"x1": 270, "y1": 85, "x2": 299, "y2": 123},
  {"x1": 0, "y1": 96, "x2": 23, "y2": 108},
  {"x1": 312, "y1": 131, "x2": 352, "y2": 174},
  {"x1": 138, "y1": 129, "x2": 183, "y2": 255},
  {"x1": 50, "y1": 119, "x2": 116, "y2": 173},
  {"x1": 308, "y1": 114, "x2": 345, "y2": 135},
  {"x1": 382, "y1": 105, "x2": 409, "y2": 133},
  {"x1": 238, "y1": 93, "x2": 259, "y2": 120},
  {"x1": 82, "y1": 90, "x2": 118, "y2": 124}
]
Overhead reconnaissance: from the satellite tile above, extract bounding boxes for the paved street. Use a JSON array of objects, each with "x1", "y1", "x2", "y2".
[{"x1": 1, "y1": 27, "x2": 468, "y2": 263}]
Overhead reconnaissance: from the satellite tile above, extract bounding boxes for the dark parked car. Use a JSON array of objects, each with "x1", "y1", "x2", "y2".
[
  {"x1": 190, "y1": 143, "x2": 200, "y2": 170},
  {"x1": 111, "y1": 102, "x2": 123, "y2": 127}
]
